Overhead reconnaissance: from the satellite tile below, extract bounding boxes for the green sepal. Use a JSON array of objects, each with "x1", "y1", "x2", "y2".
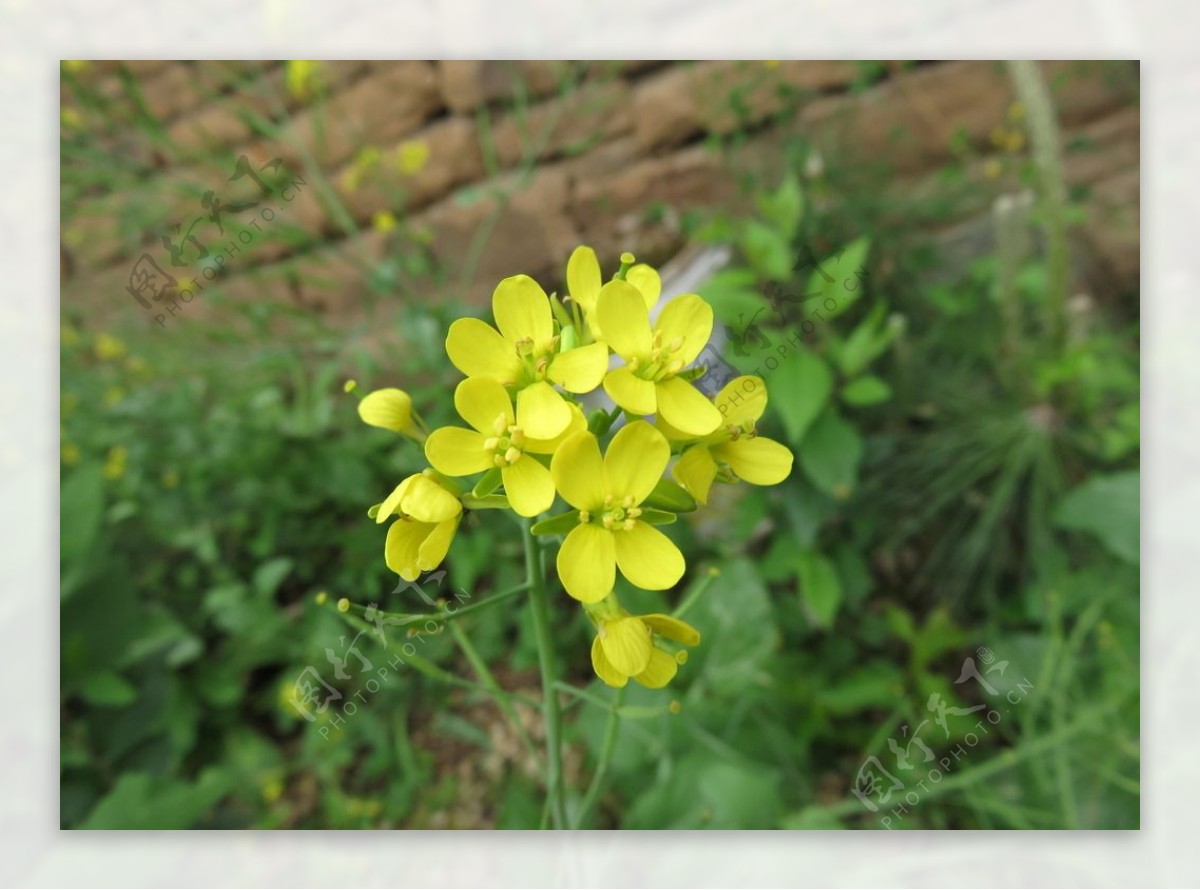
[
  {"x1": 460, "y1": 494, "x2": 510, "y2": 511},
  {"x1": 367, "y1": 502, "x2": 382, "y2": 520},
  {"x1": 643, "y1": 477, "x2": 698, "y2": 513},
  {"x1": 531, "y1": 511, "x2": 581, "y2": 536},
  {"x1": 638, "y1": 508, "x2": 677, "y2": 526},
  {"x1": 472, "y1": 466, "x2": 503, "y2": 498}
]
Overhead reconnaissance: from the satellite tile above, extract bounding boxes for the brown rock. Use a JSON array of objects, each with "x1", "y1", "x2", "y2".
[
  {"x1": 489, "y1": 80, "x2": 632, "y2": 168},
  {"x1": 439, "y1": 61, "x2": 575, "y2": 113}
]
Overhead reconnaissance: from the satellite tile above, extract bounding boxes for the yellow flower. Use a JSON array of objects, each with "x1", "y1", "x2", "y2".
[
  {"x1": 444, "y1": 274, "x2": 608, "y2": 439},
  {"x1": 61, "y1": 107, "x2": 82, "y2": 129},
  {"x1": 102, "y1": 445, "x2": 127, "y2": 481},
  {"x1": 565, "y1": 246, "x2": 661, "y2": 338},
  {"x1": 550, "y1": 421, "x2": 685, "y2": 602},
  {"x1": 372, "y1": 210, "x2": 398, "y2": 234},
  {"x1": 597, "y1": 283, "x2": 723, "y2": 436},
  {"x1": 63, "y1": 60, "x2": 90, "y2": 73},
  {"x1": 285, "y1": 60, "x2": 323, "y2": 101},
  {"x1": 589, "y1": 607, "x2": 700, "y2": 689},
  {"x1": 376, "y1": 472, "x2": 463, "y2": 581},
  {"x1": 94, "y1": 333, "x2": 126, "y2": 361},
  {"x1": 394, "y1": 140, "x2": 430, "y2": 176},
  {"x1": 983, "y1": 158, "x2": 1003, "y2": 180},
  {"x1": 425, "y1": 378, "x2": 583, "y2": 517},
  {"x1": 357, "y1": 387, "x2": 424, "y2": 441},
  {"x1": 669, "y1": 376, "x2": 793, "y2": 504},
  {"x1": 61, "y1": 443, "x2": 81, "y2": 466}
]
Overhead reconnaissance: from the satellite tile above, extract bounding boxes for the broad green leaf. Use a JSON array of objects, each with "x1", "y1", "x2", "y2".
[
  {"x1": 841, "y1": 375, "x2": 892, "y2": 406},
  {"x1": 698, "y1": 268, "x2": 770, "y2": 326},
  {"x1": 797, "y1": 550, "x2": 842, "y2": 627},
  {"x1": 79, "y1": 769, "x2": 230, "y2": 829},
  {"x1": 253, "y1": 557, "x2": 293, "y2": 597},
  {"x1": 816, "y1": 659, "x2": 906, "y2": 716},
  {"x1": 79, "y1": 671, "x2": 138, "y2": 708},
  {"x1": 1054, "y1": 471, "x2": 1139, "y2": 563},
  {"x1": 755, "y1": 173, "x2": 804, "y2": 240},
  {"x1": 802, "y1": 237, "x2": 870, "y2": 321},
  {"x1": 740, "y1": 220, "x2": 793, "y2": 281},
  {"x1": 60, "y1": 462, "x2": 105, "y2": 597},
  {"x1": 798, "y1": 408, "x2": 863, "y2": 498},
  {"x1": 770, "y1": 349, "x2": 833, "y2": 445}
]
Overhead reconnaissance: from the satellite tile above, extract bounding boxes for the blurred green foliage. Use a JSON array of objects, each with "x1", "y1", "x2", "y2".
[{"x1": 60, "y1": 60, "x2": 1139, "y2": 829}]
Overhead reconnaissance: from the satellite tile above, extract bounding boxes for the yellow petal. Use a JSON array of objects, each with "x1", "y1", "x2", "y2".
[
  {"x1": 516, "y1": 381, "x2": 572, "y2": 439},
  {"x1": 357, "y1": 388, "x2": 413, "y2": 433},
  {"x1": 714, "y1": 376, "x2": 767, "y2": 426},
  {"x1": 524, "y1": 404, "x2": 587, "y2": 455},
  {"x1": 640, "y1": 613, "x2": 701, "y2": 646},
  {"x1": 385, "y1": 518, "x2": 431, "y2": 581},
  {"x1": 425, "y1": 427, "x2": 491, "y2": 477},
  {"x1": 550, "y1": 431, "x2": 605, "y2": 511},
  {"x1": 614, "y1": 520, "x2": 684, "y2": 590},
  {"x1": 501, "y1": 456, "x2": 556, "y2": 517},
  {"x1": 445, "y1": 317, "x2": 521, "y2": 383},
  {"x1": 566, "y1": 245, "x2": 602, "y2": 314},
  {"x1": 493, "y1": 274, "x2": 553, "y2": 348},
  {"x1": 604, "y1": 420, "x2": 669, "y2": 504},
  {"x1": 455, "y1": 377, "x2": 514, "y2": 434},
  {"x1": 655, "y1": 376, "x2": 723, "y2": 437},
  {"x1": 715, "y1": 436, "x2": 794, "y2": 485},
  {"x1": 546, "y1": 342, "x2": 608, "y2": 394},
  {"x1": 654, "y1": 293, "x2": 713, "y2": 366},
  {"x1": 557, "y1": 522, "x2": 615, "y2": 603},
  {"x1": 634, "y1": 648, "x2": 679, "y2": 689},
  {"x1": 627, "y1": 263, "x2": 661, "y2": 310},
  {"x1": 596, "y1": 279, "x2": 652, "y2": 358},
  {"x1": 417, "y1": 516, "x2": 458, "y2": 574},
  {"x1": 603, "y1": 366, "x2": 658, "y2": 416},
  {"x1": 591, "y1": 636, "x2": 629, "y2": 688},
  {"x1": 599, "y1": 616, "x2": 653, "y2": 676},
  {"x1": 400, "y1": 474, "x2": 463, "y2": 523},
  {"x1": 673, "y1": 445, "x2": 718, "y2": 505},
  {"x1": 376, "y1": 475, "x2": 417, "y2": 524}
]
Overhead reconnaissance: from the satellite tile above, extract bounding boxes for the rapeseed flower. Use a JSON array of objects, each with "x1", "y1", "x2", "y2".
[
  {"x1": 376, "y1": 472, "x2": 463, "y2": 581},
  {"x1": 550, "y1": 421, "x2": 684, "y2": 602},
  {"x1": 588, "y1": 603, "x2": 700, "y2": 689},
  {"x1": 445, "y1": 274, "x2": 607, "y2": 439},
  {"x1": 357, "y1": 387, "x2": 425, "y2": 442},
  {"x1": 565, "y1": 246, "x2": 661, "y2": 338},
  {"x1": 597, "y1": 283, "x2": 723, "y2": 436},
  {"x1": 669, "y1": 375, "x2": 794, "y2": 504}
]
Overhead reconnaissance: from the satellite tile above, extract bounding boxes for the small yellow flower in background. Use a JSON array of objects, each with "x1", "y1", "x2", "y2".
[
  {"x1": 61, "y1": 326, "x2": 80, "y2": 347},
  {"x1": 61, "y1": 443, "x2": 81, "y2": 466},
  {"x1": 1008, "y1": 101, "x2": 1026, "y2": 121},
  {"x1": 94, "y1": 333, "x2": 127, "y2": 361},
  {"x1": 376, "y1": 472, "x2": 463, "y2": 581},
  {"x1": 102, "y1": 445, "x2": 127, "y2": 481},
  {"x1": 357, "y1": 387, "x2": 424, "y2": 442},
  {"x1": 340, "y1": 145, "x2": 382, "y2": 193},
  {"x1": 425, "y1": 378, "x2": 584, "y2": 517},
  {"x1": 598, "y1": 283, "x2": 723, "y2": 436},
  {"x1": 983, "y1": 158, "x2": 1004, "y2": 180},
  {"x1": 763, "y1": 60, "x2": 782, "y2": 70},
  {"x1": 162, "y1": 469, "x2": 180, "y2": 489},
  {"x1": 550, "y1": 421, "x2": 685, "y2": 603},
  {"x1": 285, "y1": 60, "x2": 324, "y2": 101},
  {"x1": 125, "y1": 355, "x2": 148, "y2": 377},
  {"x1": 565, "y1": 246, "x2": 661, "y2": 338},
  {"x1": 1004, "y1": 131, "x2": 1026, "y2": 153},
  {"x1": 372, "y1": 210, "x2": 398, "y2": 234},
  {"x1": 669, "y1": 376, "x2": 794, "y2": 505},
  {"x1": 103, "y1": 386, "x2": 125, "y2": 408},
  {"x1": 393, "y1": 140, "x2": 430, "y2": 176},
  {"x1": 63, "y1": 60, "x2": 90, "y2": 73},
  {"x1": 62, "y1": 392, "x2": 79, "y2": 416},
  {"x1": 61, "y1": 107, "x2": 82, "y2": 129},
  {"x1": 445, "y1": 275, "x2": 608, "y2": 439},
  {"x1": 261, "y1": 779, "x2": 284, "y2": 804},
  {"x1": 589, "y1": 605, "x2": 700, "y2": 689}
]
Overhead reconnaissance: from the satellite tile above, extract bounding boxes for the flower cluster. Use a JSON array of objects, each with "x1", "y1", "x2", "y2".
[{"x1": 359, "y1": 246, "x2": 794, "y2": 688}]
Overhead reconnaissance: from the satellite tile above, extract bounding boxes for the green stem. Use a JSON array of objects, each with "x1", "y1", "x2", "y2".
[
  {"x1": 574, "y1": 686, "x2": 625, "y2": 828},
  {"x1": 525, "y1": 521, "x2": 567, "y2": 829}
]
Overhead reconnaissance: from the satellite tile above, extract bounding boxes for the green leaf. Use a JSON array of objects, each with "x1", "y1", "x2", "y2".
[
  {"x1": 798, "y1": 409, "x2": 863, "y2": 498},
  {"x1": 79, "y1": 769, "x2": 230, "y2": 829},
  {"x1": 78, "y1": 671, "x2": 138, "y2": 708},
  {"x1": 755, "y1": 173, "x2": 804, "y2": 240},
  {"x1": 841, "y1": 375, "x2": 892, "y2": 406},
  {"x1": 1054, "y1": 471, "x2": 1140, "y2": 563},
  {"x1": 833, "y1": 300, "x2": 899, "y2": 376},
  {"x1": 802, "y1": 237, "x2": 870, "y2": 321},
  {"x1": 816, "y1": 659, "x2": 906, "y2": 716},
  {"x1": 797, "y1": 551, "x2": 842, "y2": 627},
  {"x1": 770, "y1": 349, "x2": 832, "y2": 445},
  {"x1": 253, "y1": 557, "x2": 293, "y2": 597},
  {"x1": 697, "y1": 268, "x2": 770, "y2": 326},
  {"x1": 642, "y1": 477, "x2": 697, "y2": 513},
  {"x1": 530, "y1": 511, "x2": 580, "y2": 536},
  {"x1": 740, "y1": 220, "x2": 793, "y2": 280},
  {"x1": 60, "y1": 463, "x2": 105, "y2": 596}
]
